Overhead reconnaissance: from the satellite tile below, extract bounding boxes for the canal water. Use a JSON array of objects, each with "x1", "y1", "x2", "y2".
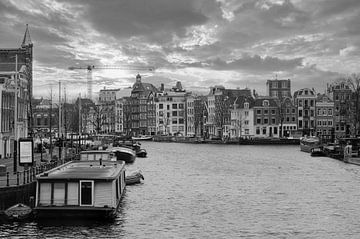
[{"x1": 2, "y1": 142, "x2": 360, "y2": 238}]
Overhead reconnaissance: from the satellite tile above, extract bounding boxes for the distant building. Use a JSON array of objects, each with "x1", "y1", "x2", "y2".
[
  {"x1": 327, "y1": 81, "x2": 353, "y2": 137},
  {"x1": 130, "y1": 74, "x2": 159, "y2": 136},
  {"x1": 253, "y1": 97, "x2": 279, "y2": 138},
  {"x1": 266, "y1": 79, "x2": 291, "y2": 99},
  {"x1": 294, "y1": 88, "x2": 317, "y2": 136},
  {"x1": 316, "y1": 93, "x2": 334, "y2": 141},
  {"x1": 279, "y1": 97, "x2": 297, "y2": 138},
  {"x1": 156, "y1": 90, "x2": 187, "y2": 136},
  {"x1": 205, "y1": 86, "x2": 252, "y2": 138},
  {"x1": 230, "y1": 96, "x2": 255, "y2": 139}
]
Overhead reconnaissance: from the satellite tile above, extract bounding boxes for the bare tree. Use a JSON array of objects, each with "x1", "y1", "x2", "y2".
[{"x1": 346, "y1": 73, "x2": 360, "y2": 136}]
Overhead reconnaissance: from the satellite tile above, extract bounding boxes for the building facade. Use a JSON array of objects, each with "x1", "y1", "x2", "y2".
[{"x1": 294, "y1": 88, "x2": 317, "y2": 136}]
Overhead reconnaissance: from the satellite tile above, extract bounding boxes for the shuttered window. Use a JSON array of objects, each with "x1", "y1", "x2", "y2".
[
  {"x1": 67, "y1": 182, "x2": 79, "y2": 205},
  {"x1": 39, "y1": 182, "x2": 51, "y2": 206},
  {"x1": 53, "y1": 183, "x2": 65, "y2": 206}
]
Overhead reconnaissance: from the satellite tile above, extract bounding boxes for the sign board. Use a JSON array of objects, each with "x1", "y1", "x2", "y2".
[{"x1": 19, "y1": 138, "x2": 34, "y2": 166}]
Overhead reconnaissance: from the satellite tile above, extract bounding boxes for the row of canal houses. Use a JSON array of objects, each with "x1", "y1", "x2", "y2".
[{"x1": 75, "y1": 74, "x2": 355, "y2": 141}]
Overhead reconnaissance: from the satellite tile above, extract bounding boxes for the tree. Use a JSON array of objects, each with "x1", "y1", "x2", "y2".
[{"x1": 346, "y1": 73, "x2": 360, "y2": 136}]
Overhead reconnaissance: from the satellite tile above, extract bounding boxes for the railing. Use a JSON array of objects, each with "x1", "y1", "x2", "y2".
[{"x1": 0, "y1": 156, "x2": 77, "y2": 188}]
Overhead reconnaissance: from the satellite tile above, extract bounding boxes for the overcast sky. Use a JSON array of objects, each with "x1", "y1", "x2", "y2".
[{"x1": 1, "y1": 0, "x2": 359, "y2": 100}]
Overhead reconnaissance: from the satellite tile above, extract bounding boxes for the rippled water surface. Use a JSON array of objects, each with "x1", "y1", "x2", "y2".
[{"x1": 2, "y1": 142, "x2": 360, "y2": 238}]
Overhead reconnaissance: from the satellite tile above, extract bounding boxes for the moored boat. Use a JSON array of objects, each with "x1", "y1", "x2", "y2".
[
  {"x1": 300, "y1": 136, "x2": 321, "y2": 153},
  {"x1": 343, "y1": 138, "x2": 360, "y2": 165},
  {"x1": 131, "y1": 135, "x2": 153, "y2": 141},
  {"x1": 136, "y1": 148, "x2": 147, "y2": 157},
  {"x1": 34, "y1": 160, "x2": 126, "y2": 220},
  {"x1": 110, "y1": 146, "x2": 136, "y2": 164},
  {"x1": 125, "y1": 171, "x2": 144, "y2": 185},
  {"x1": 4, "y1": 203, "x2": 32, "y2": 221},
  {"x1": 310, "y1": 147, "x2": 326, "y2": 157}
]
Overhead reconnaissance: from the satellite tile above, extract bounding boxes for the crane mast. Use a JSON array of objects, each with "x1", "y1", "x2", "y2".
[{"x1": 68, "y1": 64, "x2": 155, "y2": 100}]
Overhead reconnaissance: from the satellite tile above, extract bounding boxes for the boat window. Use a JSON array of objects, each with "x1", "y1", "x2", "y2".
[
  {"x1": 53, "y1": 183, "x2": 66, "y2": 206},
  {"x1": 80, "y1": 180, "x2": 94, "y2": 206}
]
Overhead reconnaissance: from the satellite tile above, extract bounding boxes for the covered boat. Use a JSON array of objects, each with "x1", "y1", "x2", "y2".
[
  {"x1": 131, "y1": 135, "x2": 153, "y2": 141},
  {"x1": 125, "y1": 171, "x2": 144, "y2": 185},
  {"x1": 110, "y1": 146, "x2": 136, "y2": 164},
  {"x1": 300, "y1": 136, "x2": 321, "y2": 153},
  {"x1": 4, "y1": 203, "x2": 32, "y2": 221}
]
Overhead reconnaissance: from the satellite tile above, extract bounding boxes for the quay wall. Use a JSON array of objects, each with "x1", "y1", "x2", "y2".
[{"x1": 0, "y1": 183, "x2": 36, "y2": 210}]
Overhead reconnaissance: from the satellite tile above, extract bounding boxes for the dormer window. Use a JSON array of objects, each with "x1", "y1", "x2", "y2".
[
  {"x1": 244, "y1": 102, "x2": 249, "y2": 109},
  {"x1": 263, "y1": 100, "x2": 269, "y2": 107}
]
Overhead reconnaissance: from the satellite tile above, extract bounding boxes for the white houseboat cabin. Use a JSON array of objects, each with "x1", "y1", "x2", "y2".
[{"x1": 34, "y1": 160, "x2": 126, "y2": 220}]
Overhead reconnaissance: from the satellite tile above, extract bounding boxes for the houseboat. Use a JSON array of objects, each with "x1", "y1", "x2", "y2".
[
  {"x1": 34, "y1": 160, "x2": 126, "y2": 220},
  {"x1": 300, "y1": 136, "x2": 321, "y2": 153}
]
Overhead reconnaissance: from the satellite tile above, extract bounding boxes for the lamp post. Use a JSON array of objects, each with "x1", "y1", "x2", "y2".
[{"x1": 12, "y1": 54, "x2": 18, "y2": 173}]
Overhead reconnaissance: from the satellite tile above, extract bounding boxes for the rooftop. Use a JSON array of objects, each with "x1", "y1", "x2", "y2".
[{"x1": 37, "y1": 160, "x2": 125, "y2": 181}]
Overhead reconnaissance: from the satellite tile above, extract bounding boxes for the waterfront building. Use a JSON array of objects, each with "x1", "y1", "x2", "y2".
[
  {"x1": 130, "y1": 74, "x2": 159, "y2": 136},
  {"x1": 253, "y1": 97, "x2": 279, "y2": 138},
  {"x1": 98, "y1": 88, "x2": 119, "y2": 133},
  {"x1": 294, "y1": 88, "x2": 317, "y2": 136},
  {"x1": 0, "y1": 25, "x2": 33, "y2": 159},
  {"x1": 279, "y1": 97, "x2": 298, "y2": 138},
  {"x1": 230, "y1": 96, "x2": 255, "y2": 139},
  {"x1": 326, "y1": 81, "x2": 353, "y2": 137},
  {"x1": 316, "y1": 93, "x2": 334, "y2": 142},
  {"x1": 205, "y1": 86, "x2": 252, "y2": 138},
  {"x1": 186, "y1": 95, "x2": 195, "y2": 137},
  {"x1": 266, "y1": 79, "x2": 291, "y2": 99},
  {"x1": 32, "y1": 98, "x2": 57, "y2": 138},
  {"x1": 114, "y1": 88, "x2": 132, "y2": 135},
  {"x1": 156, "y1": 89, "x2": 187, "y2": 136}
]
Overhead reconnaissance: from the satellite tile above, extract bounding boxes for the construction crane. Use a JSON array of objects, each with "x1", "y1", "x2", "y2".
[{"x1": 68, "y1": 64, "x2": 155, "y2": 100}]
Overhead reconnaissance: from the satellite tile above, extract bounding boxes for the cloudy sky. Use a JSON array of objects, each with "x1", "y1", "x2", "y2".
[{"x1": 1, "y1": 0, "x2": 359, "y2": 100}]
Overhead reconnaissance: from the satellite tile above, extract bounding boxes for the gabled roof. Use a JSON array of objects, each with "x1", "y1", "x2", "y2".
[{"x1": 253, "y1": 97, "x2": 278, "y2": 107}]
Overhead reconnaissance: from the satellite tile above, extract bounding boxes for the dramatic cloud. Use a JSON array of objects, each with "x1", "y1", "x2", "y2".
[{"x1": 0, "y1": 0, "x2": 359, "y2": 99}]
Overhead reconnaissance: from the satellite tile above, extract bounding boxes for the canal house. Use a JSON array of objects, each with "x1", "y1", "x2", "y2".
[{"x1": 34, "y1": 160, "x2": 126, "y2": 219}]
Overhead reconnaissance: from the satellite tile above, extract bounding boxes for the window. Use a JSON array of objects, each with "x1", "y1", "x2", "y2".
[
  {"x1": 257, "y1": 109, "x2": 262, "y2": 114},
  {"x1": 271, "y1": 118, "x2": 276, "y2": 124},
  {"x1": 264, "y1": 118, "x2": 269, "y2": 124},
  {"x1": 172, "y1": 104, "x2": 177, "y2": 109},
  {"x1": 245, "y1": 111, "x2": 249, "y2": 116},
  {"x1": 263, "y1": 100, "x2": 269, "y2": 107},
  {"x1": 328, "y1": 109, "x2": 333, "y2": 116},
  {"x1": 179, "y1": 118, "x2": 184, "y2": 124},
  {"x1": 245, "y1": 129, "x2": 249, "y2": 135},
  {"x1": 244, "y1": 103, "x2": 249, "y2": 109},
  {"x1": 318, "y1": 120, "x2": 322, "y2": 126},
  {"x1": 172, "y1": 111, "x2": 178, "y2": 116},
  {"x1": 299, "y1": 120, "x2": 303, "y2": 128},
  {"x1": 274, "y1": 127, "x2": 278, "y2": 134},
  {"x1": 328, "y1": 120, "x2": 333, "y2": 126},
  {"x1": 80, "y1": 180, "x2": 94, "y2": 206},
  {"x1": 167, "y1": 105, "x2": 170, "y2": 110},
  {"x1": 298, "y1": 100, "x2": 303, "y2": 107},
  {"x1": 262, "y1": 127, "x2": 267, "y2": 135},
  {"x1": 245, "y1": 120, "x2": 249, "y2": 125},
  {"x1": 257, "y1": 118, "x2": 261, "y2": 124},
  {"x1": 179, "y1": 103, "x2": 184, "y2": 109},
  {"x1": 159, "y1": 104, "x2": 163, "y2": 109},
  {"x1": 299, "y1": 110, "x2": 303, "y2": 117},
  {"x1": 271, "y1": 109, "x2": 276, "y2": 115},
  {"x1": 256, "y1": 127, "x2": 260, "y2": 134},
  {"x1": 172, "y1": 119, "x2": 177, "y2": 124},
  {"x1": 264, "y1": 109, "x2": 268, "y2": 114}
]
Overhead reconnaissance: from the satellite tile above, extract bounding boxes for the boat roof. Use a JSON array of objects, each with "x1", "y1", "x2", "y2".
[{"x1": 36, "y1": 161, "x2": 125, "y2": 181}]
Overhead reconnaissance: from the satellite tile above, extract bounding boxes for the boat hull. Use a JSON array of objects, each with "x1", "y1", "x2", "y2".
[
  {"x1": 136, "y1": 149, "x2": 147, "y2": 157},
  {"x1": 34, "y1": 206, "x2": 118, "y2": 220}
]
